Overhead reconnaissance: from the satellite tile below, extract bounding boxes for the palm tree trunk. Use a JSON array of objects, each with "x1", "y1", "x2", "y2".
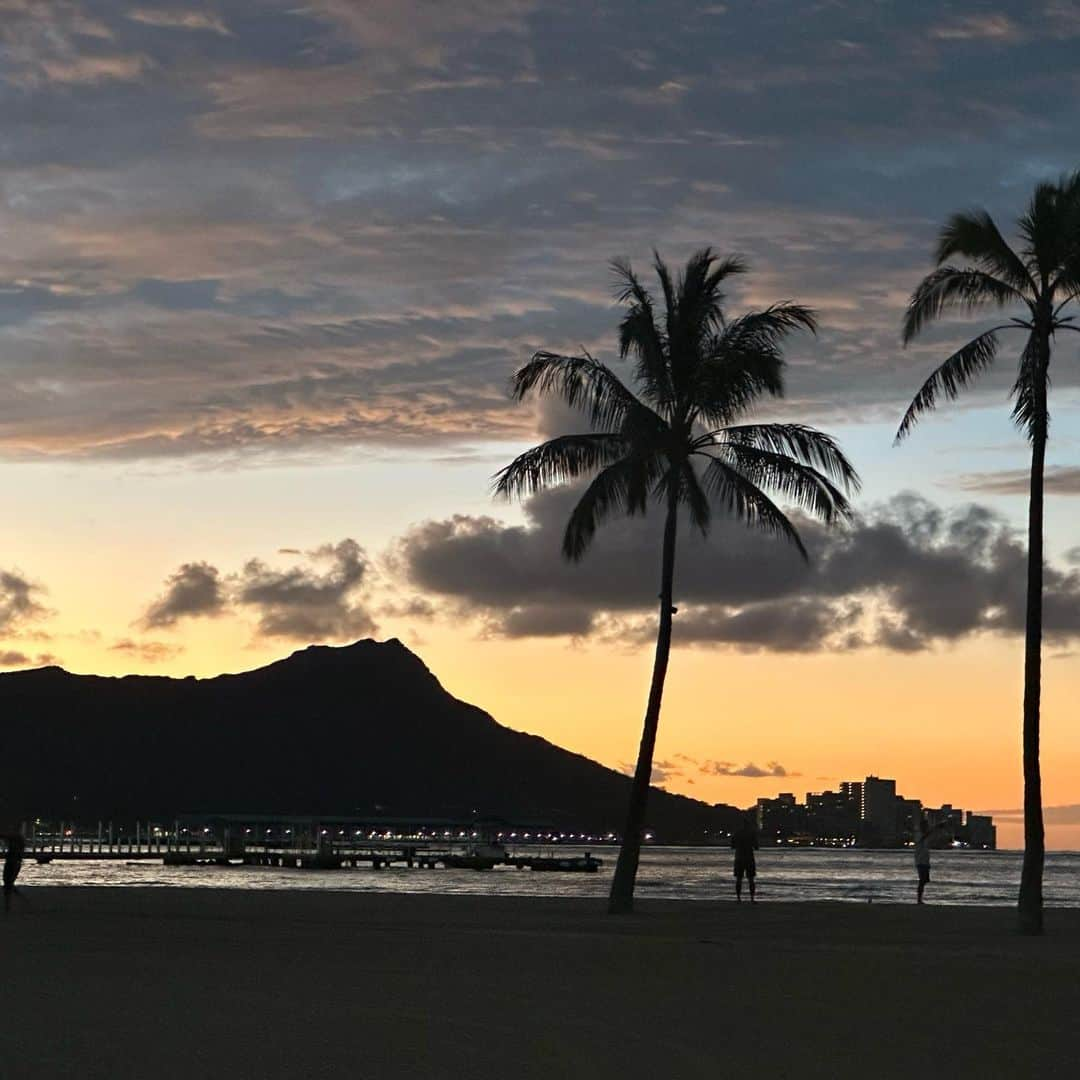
[
  {"x1": 1018, "y1": 336, "x2": 1048, "y2": 936},
  {"x1": 608, "y1": 485, "x2": 679, "y2": 915}
]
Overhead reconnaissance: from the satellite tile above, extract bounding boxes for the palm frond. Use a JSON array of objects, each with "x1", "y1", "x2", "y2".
[
  {"x1": 704, "y1": 253, "x2": 749, "y2": 293},
  {"x1": 688, "y1": 304, "x2": 816, "y2": 425},
  {"x1": 1018, "y1": 178, "x2": 1067, "y2": 275},
  {"x1": 1010, "y1": 334, "x2": 1048, "y2": 442},
  {"x1": 690, "y1": 339, "x2": 784, "y2": 426},
  {"x1": 903, "y1": 267, "x2": 1024, "y2": 343},
  {"x1": 935, "y1": 209, "x2": 1034, "y2": 291},
  {"x1": 611, "y1": 258, "x2": 673, "y2": 412},
  {"x1": 676, "y1": 461, "x2": 712, "y2": 536},
  {"x1": 668, "y1": 248, "x2": 748, "y2": 392},
  {"x1": 706, "y1": 443, "x2": 852, "y2": 525},
  {"x1": 698, "y1": 457, "x2": 809, "y2": 559},
  {"x1": 562, "y1": 454, "x2": 668, "y2": 561},
  {"x1": 510, "y1": 350, "x2": 659, "y2": 432},
  {"x1": 652, "y1": 250, "x2": 677, "y2": 333},
  {"x1": 722, "y1": 302, "x2": 817, "y2": 345},
  {"x1": 895, "y1": 327, "x2": 1008, "y2": 441},
  {"x1": 492, "y1": 433, "x2": 630, "y2": 500},
  {"x1": 721, "y1": 422, "x2": 860, "y2": 493}
]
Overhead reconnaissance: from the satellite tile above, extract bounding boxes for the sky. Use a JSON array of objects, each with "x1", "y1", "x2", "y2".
[{"x1": 4, "y1": 1, "x2": 1080, "y2": 847}]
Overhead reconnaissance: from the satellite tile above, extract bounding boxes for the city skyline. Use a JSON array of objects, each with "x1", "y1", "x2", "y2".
[{"x1": 755, "y1": 774, "x2": 997, "y2": 850}]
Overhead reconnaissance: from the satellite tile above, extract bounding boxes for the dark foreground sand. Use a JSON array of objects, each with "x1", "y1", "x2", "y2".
[{"x1": 2, "y1": 889, "x2": 1078, "y2": 1079}]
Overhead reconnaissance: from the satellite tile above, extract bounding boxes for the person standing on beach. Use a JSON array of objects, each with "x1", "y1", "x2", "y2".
[
  {"x1": 3, "y1": 831, "x2": 25, "y2": 913},
  {"x1": 731, "y1": 815, "x2": 759, "y2": 903},
  {"x1": 914, "y1": 816, "x2": 948, "y2": 905}
]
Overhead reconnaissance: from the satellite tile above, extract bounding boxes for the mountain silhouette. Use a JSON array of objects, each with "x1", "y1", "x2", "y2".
[{"x1": 0, "y1": 638, "x2": 740, "y2": 840}]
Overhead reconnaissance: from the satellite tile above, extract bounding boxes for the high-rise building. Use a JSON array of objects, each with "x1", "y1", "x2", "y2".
[
  {"x1": 897, "y1": 798, "x2": 922, "y2": 844},
  {"x1": 756, "y1": 793, "x2": 803, "y2": 839},
  {"x1": 925, "y1": 804, "x2": 964, "y2": 836},
  {"x1": 861, "y1": 776, "x2": 899, "y2": 846},
  {"x1": 805, "y1": 789, "x2": 860, "y2": 843},
  {"x1": 964, "y1": 813, "x2": 997, "y2": 850},
  {"x1": 839, "y1": 781, "x2": 864, "y2": 817}
]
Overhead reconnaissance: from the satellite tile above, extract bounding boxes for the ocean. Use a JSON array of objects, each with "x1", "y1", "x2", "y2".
[{"x1": 18, "y1": 845, "x2": 1080, "y2": 906}]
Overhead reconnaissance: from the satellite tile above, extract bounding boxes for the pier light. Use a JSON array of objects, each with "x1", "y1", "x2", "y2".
[
  {"x1": 320, "y1": 829, "x2": 328, "y2": 836},
  {"x1": 523, "y1": 832, "x2": 531, "y2": 839},
  {"x1": 265, "y1": 829, "x2": 271, "y2": 835},
  {"x1": 355, "y1": 830, "x2": 361, "y2": 836},
  {"x1": 245, "y1": 829, "x2": 252, "y2": 835}
]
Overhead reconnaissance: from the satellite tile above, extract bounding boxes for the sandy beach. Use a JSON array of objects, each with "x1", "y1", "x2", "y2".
[{"x1": 1, "y1": 889, "x2": 1077, "y2": 1079}]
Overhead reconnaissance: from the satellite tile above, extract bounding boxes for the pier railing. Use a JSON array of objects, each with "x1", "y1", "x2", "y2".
[{"x1": 5, "y1": 820, "x2": 611, "y2": 872}]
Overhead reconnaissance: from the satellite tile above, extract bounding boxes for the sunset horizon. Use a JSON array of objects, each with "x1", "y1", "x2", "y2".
[{"x1": 4, "y1": 1, "x2": 1080, "y2": 857}]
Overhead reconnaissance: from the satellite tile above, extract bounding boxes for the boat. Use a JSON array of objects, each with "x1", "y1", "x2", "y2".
[
  {"x1": 441, "y1": 840, "x2": 507, "y2": 870},
  {"x1": 507, "y1": 853, "x2": 602, "y2": 873}
]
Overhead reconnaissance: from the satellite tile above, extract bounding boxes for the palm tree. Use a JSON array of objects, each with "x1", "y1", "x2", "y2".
[
  {"x1": 494, "y1": 248, "x2": 859, "y2": 913},
  {"x1": 896, "y1": 173, "x2": 1080, "y2": 935}
]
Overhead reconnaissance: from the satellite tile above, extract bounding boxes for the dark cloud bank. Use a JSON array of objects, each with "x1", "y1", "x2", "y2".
[{"x1": 396, "y1": 486, "x2": 1080, "y2": 653}]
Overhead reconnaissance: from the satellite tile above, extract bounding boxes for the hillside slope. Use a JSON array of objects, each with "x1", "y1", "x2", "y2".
[{"x1": 0, "y1": 639, "x2": 740, "y2": 840}]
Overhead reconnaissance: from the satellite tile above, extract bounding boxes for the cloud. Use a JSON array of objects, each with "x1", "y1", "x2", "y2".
[
  {"x1": 984, "y1": 804, "x2": 1080, "y2": 825},
  {"x1": 954, "y1": 466, "x2": 1080, "y2": 496},
  {"x1": 109, "y1": 638, "x2": 185, "y2": 663},
  {"x1": 930, "y1": 14, "x2": 1022, "y2": 42},
  {"x1": 0, "y1": 649, "x2": 58, "y2": 668},
  {"x1": 620, "y1": 758, "x2": 683, "y2": 784},
  {"x1": 617, "y1": 752, "x2": 794, "y2": 784},
  {"x1": 1, "y1": 1, "x2": 1080, "y2": 461},
  {"x1": 700, "y1": 760, "x2": 797, "y2": 778},
  {"x1": 142, "y1": 562, "x2": 227, "y2": 629},
  {"x1": 0, "y1": 569, "x2": 50, "y2": 634},
  {"x1": 235, "y1": 539, "x2": 376, "y2": 640},
  {"x1": 142, "y1": 540, "x2": 376, "y2": 642},
  {"x1": 395, "y1": 485, "x2": 1080, "y2": 652},
  {"x1": 126, "y1": 9, "x2": 230, "y2": 35}
]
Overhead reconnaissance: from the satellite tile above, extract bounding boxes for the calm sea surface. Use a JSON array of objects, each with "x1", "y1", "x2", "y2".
[{"x1": 18, "y1": 846, "x2": 1080, "y2": 907}]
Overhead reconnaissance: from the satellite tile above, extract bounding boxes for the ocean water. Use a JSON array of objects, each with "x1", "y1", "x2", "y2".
[{"x1": 16, "y1": 846, "x2": 1080, "y2": 906}]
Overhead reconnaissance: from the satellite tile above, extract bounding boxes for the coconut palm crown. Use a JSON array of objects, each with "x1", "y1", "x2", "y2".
[
  {"x1": 495, "y1": 248, "x2": 859, "y2": 914},
  {"x1": 897, "y1": 172, "x2": 1080, "y2": 935}
]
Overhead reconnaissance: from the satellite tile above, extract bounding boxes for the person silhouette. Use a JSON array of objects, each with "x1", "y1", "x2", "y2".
[
  {"x1": 3, "y1": 832, "x2": 25, "y2": 913},
  {"x1": 914, "y1": 815, "x2": 949, "y2": 904},
  {"x1": 731, "y1": 814, "x2": 760, "y2": 903}
]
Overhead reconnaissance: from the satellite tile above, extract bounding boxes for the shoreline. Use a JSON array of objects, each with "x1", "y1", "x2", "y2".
[{"x1": 3, "y1": 888, "x2": 1078, "y2": 1078}]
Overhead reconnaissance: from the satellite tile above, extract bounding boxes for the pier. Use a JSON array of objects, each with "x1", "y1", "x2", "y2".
[{"x1": 11, "y1": 814, "x2": 609, "y2": 873}]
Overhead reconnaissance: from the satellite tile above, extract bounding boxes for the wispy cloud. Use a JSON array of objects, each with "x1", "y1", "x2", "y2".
[{"x1": 953, "y1": 466, "x2": 1080, "y2": 496}]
